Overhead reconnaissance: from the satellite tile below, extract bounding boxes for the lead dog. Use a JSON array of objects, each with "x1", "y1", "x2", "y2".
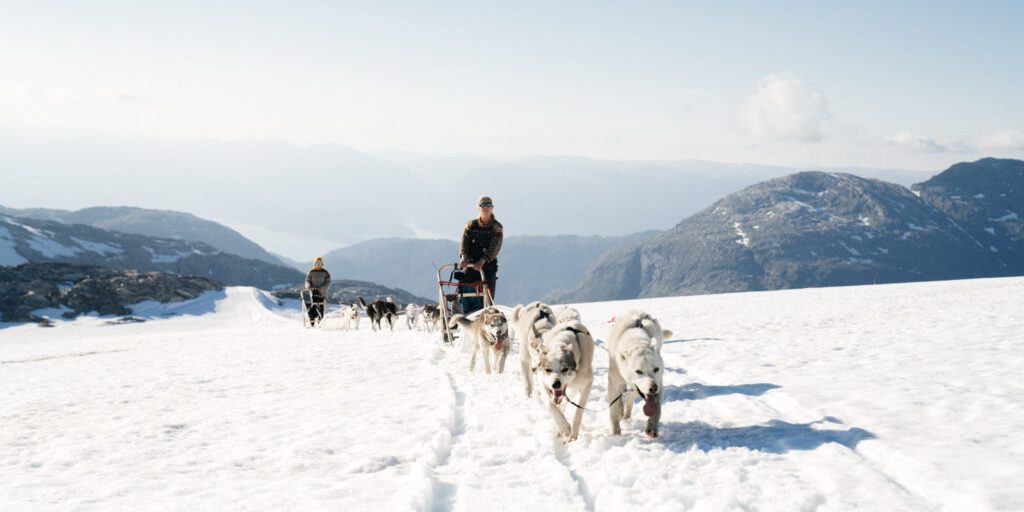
[
  {"x1": 533, "y1": 320, "x2": 594, "y2": 441},
  {"x1": 340, "y1": 302, "x2": 360, "y2": 331},
  {"x1": 422, "y1": 304, "x2": 440, "y2": 332},
  {"x1": 511, "y1": 301, "x2": 557, "y2": 397},
  {"x1": 448, "y1": 307, "x2": 510, "y2": 374},
  {"x1": 358, "y1": 296, "x2": 398, "y2": 332},
  {"x1": 607, "y1": 310, "x2": 673, "y2": 438}
]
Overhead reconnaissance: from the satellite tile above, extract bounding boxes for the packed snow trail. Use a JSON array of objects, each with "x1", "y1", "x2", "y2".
[{"x1": 3, "y1": 278, "x2": 1024, "y2": 511}]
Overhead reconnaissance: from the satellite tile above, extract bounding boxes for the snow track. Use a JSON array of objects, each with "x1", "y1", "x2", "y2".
[{"x1": 3, "y1": 279, "x2": 1024, "y2": 511}]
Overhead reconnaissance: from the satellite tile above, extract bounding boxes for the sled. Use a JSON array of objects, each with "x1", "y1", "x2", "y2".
[
  {"x1": 436, "y1": 262, "x2": 493, "y2": 345},
  {"x1": 300, "y1": 289, "x2": 328, "y2": 328}
]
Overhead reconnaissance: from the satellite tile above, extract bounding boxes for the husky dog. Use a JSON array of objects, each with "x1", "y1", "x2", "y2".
[
  {"x1": 607, "y1": 310, "x2": 673, "y2": 438},
  {"x1": 340, "y1": 303, "x2": 360, "y2": 331},
  {"x1": 511, "y1": 301, "x2": 557, "y2": 397},
  {"x1": 555, "y1": 306, "x2": 581, "y2": 324},
  {"x1": 405, "y1": 304, "x2": 420, "y2": 330},
  {"x1": 448, "y1": 307, "x2": 510, "y2": 374},
  {"x1": 422, "y1": 304, "x2": 440, "y2": 332},
  {"x1": 533, "y1": 321, "x2": 594, "y2": 441},
  {"x1": 358, "y1": 296, "x2": 398, "y2": 332}
]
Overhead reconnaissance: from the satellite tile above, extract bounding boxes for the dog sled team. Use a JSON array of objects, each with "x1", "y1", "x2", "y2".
[{"x1": 300, "y1": 195, "x2": 673, "y2": 441}]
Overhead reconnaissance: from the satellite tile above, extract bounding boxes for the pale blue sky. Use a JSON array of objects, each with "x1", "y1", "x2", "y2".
[{"x1": 2, "y1": 0, "x2": 1022, "y2": 170}]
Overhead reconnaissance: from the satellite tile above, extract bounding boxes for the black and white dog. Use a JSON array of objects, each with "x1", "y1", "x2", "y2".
[
  {"x1": 422, "y1": 304, "x2": 441, "y2": 332},
  {"x1": 359, "y1": 296, "x2": 398, "y2": 332}
]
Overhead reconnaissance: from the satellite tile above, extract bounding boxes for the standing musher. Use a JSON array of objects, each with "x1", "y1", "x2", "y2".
[
  {"x1": 305, "y1": 256, "x2": 331, "y2": 325},
  {"x1": 459, "y1": 195, "x2": 503, "y2": 314}
]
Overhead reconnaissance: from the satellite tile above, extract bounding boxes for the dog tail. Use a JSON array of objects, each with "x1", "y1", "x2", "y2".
[
  {"x1": 448, "y1": 314, "x2": 472, "y2": 330},
  {"x1": 511, "y1": 304, "x2": 524, "y2": 323},
  {"x1": 358, "y1": 297, "x2": 368, "y2": 309}
]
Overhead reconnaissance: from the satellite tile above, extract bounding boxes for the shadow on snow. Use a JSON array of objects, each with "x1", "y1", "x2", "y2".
[
  {"x1": 661, "y1": 417, "x2": 876, "y2": 454},
  {"x1": 662, "y1": 382, "x2": 780, "y2": 402}
]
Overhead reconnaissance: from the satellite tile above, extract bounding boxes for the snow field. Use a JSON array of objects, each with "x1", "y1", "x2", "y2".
[{"x1": 2, "y1": 278, "x2": 1023, "y2": 511}]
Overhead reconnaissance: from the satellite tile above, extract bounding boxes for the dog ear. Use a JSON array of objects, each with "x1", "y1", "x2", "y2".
[{"x1": 662, "y1": 329, "x2": 673, "y2": 339}]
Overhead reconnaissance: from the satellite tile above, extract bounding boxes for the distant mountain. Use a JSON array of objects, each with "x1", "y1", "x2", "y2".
[
  {"x1": 272, "y1": 280, "x2": 432, "y2": 308},
  {"x1": 0, "y1": 205, "x2": 286, "y2": 266},
  {"x1": 321, "y1": 232, "x2": 656, "y2": 304},
  {"x1": 0, "y1": 262, "x2": 221, "y2": 323},
  {"x1": 1, "y1": 214, "x2": 303, "y2": 290},
  {"x1": 912, "y1": 158, "x2": 1024, "y2": 272},
  {"x1": 554, "y1": 167, "x2": 1015, "y2": 302}
]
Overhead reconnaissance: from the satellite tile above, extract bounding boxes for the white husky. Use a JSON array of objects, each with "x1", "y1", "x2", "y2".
[
  {"x1": 606, "y1": 310, "x2": 673, "y2": 438},
  {"x1": 340, "y1": 303, "x2": 360, "y2": 331},
  {"x1": 405, "y1": 304, "x2": 420, "y2": 330},
  {"x1": 555, "y1": 306, "x2": 581, "y2": 324},
  {"x1": 533, "y1": 320, "x2": 594, "y2": 441},
  {"x1": 511, "y1": 301, "x2": 557, "y2": 397},
  {"x1": 448, "y1": 307, "x2": 510, "y2": 374}
]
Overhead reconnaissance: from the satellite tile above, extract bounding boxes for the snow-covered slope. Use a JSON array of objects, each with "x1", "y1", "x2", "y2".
[{"x1": 2, "y1": 278, "x2": 1022, "y2": 511}]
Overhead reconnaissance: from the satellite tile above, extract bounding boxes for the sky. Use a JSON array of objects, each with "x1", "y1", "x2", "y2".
[{"x1": 2, "y1": 0, "x2": 1023, "y2": 172}]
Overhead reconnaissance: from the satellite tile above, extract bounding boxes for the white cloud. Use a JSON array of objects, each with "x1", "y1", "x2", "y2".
[
  {"x1": 886, "y1": 132, "x2": 973, "y2": 153},
  {"x1": 978, "y1": 130, "x2": 1024, "y2": 151},
  {"x1": 738, "y1": 73, "x2": 830, "y2": 143}
]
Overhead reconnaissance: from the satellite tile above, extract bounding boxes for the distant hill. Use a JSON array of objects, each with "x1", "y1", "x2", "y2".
[
  {"x1": 272, "y1": 280, "x2": 432, "y2": 308},
  {"x1": 321, "y1": 232, "x2": 656, "y2": 304},
  {"x1": 912, "y1": 158, "x2": 1024, "y2": 272},
  {"x1": 1, "y1": 214, "x2": 303, "y2": 290},
  {"x1": 0, "y1": 205, "x2": 286, "y2": 266},
  {"x1": 554, "y1": 162, "x2": 1019, "y2": 302}
]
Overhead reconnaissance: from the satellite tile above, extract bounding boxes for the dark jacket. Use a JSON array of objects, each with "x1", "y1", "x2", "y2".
[
  {"x1": 460, "y1": 217, "x2": 504, "y2": 264},
  {"x1": 306, "y1": 267, "x2": 331, "y2": 291}
]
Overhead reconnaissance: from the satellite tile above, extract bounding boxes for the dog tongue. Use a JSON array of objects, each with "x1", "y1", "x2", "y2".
[
  {"x1": 642, "y1": 394, "x2": 660, "y2": 417},
  {"x1": 495, "y1": 339, "x2": 503, "y2": 351},
  {"x1": 553, "y1": 388, "x2": 564, "y2": 404}
]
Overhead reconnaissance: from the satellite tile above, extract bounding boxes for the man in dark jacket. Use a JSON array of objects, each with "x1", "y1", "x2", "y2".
[
  {"x1": 458, "y1": 196, "x2": 503, "y2": 313},
  {"x1": 305, "y1": 256, "x2": 331, "y2": 324}
]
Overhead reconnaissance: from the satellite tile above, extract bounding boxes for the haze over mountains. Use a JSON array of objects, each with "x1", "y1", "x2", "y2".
[{"x1": 0, "y1": 127, "x2": 935, "y2": 259}]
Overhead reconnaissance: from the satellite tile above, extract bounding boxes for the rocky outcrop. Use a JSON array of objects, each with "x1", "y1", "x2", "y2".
[{"x1": 0, "y1": 263, "x2": 221, "y2": 323}]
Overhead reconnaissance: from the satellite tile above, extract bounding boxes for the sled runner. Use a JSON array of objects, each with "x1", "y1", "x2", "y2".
[
  {"x1": 300, "y1": 289, "x2": 328, "y2": 328},
  {"x1": 436, "y1": 262, "x2": 493, "y2": 344}
]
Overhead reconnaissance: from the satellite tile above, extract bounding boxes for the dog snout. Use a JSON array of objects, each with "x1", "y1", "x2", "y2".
[
  {"x1": 552, "y1": 380, "x2": 562, "y2": 390},
  {"x1": 649, "y1": 383, "x2": 659, "y2": 394}
]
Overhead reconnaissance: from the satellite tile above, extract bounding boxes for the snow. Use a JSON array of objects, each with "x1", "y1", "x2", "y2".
[
  {"x1": 2, "y1": 279, "x2": 1024, "y2": 511},
  {"x1": 732, "y1": 222, "x2": 750, "y2": 247},
  {"x1": 974, "y1": 193, "x2": 986, "y2": 199},
  {"x1": 986, "y1": 227, "x2": 997, "y2": 235},
  {"x1": 989, "y1": 212, "x2": 1019, "y2": 222},
  {"x1": 70, "y1": 237, "x2": 124, "y2": 256},
  {"x1": 0, "y1": 226, "x2": 28, "y2": 266},
  {"x1": 838, "y1": 241, "x2": 860, "y2": 256},
  {"x1": 907, "y1": 223, "x2": 926, "y2": 232}
]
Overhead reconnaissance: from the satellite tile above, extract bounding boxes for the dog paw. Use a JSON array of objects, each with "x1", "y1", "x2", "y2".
[{"x1": 645, "y1": 427, "x2": 659, "y2": 439}]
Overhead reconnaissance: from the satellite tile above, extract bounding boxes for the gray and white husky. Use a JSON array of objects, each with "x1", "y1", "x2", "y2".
[
  {"x1": 606, "y1": 310, "x2": 673, "y2": 438},
  {"x1": 533, "y1": 320, "x2": 594, "y2": 441}
]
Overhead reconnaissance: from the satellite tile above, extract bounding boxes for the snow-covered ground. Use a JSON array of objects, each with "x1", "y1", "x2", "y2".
[{"x1": 2, "y1": 278, "x2": 1023, "y2": 511}]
